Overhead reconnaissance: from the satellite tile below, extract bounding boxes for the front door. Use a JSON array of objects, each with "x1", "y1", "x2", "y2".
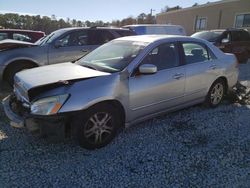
[
  {"x1": 48, "y1": 30, "x2": 97, "y2": 64},
  {"x1": 129, "y1": 42, "x2": 186, "y2": 120}
]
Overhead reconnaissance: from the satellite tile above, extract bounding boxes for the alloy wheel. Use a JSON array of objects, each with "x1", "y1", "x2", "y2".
[
  {"x1": 83, "y1": 112, "x2": 114, "y2": 145},
  {"x1": 210, "y1": 83, "x2": 224, "y2": 105}
]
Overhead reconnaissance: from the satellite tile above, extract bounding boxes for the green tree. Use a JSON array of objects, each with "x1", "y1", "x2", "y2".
[{"x1": 137, "y1": 13, "x2": 147, "y2": 24}]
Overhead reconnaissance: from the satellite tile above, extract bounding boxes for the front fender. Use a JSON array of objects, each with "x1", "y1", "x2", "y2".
[{"x1": 58, "y1": 74, "x2": 128, "y2": 113}]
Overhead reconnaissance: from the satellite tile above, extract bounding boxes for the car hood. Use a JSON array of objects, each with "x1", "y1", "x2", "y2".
[
  {"x1": 0, "y1": 39, "x2": 37, "y2": 51},
  {"x1": 15, "y1": 62, "x2": 110, "y2": 92}
]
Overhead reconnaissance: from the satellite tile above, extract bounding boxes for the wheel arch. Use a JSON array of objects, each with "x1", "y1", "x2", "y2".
[
  {"x1": 89, "y1": 100, "x2": 126, "y2": 127},
  {"x1": 214, "y1": 76, "x2": 228, "y2": 93},
  {"x1": 67, "y1": 99, "x2": 126, "y2": 142},
  {"x1": 205, "y1": 76, "x2": 228, "y2": 107},
  {"x1": 2, "y1": 59, "x2": 39, "y2": 81}
]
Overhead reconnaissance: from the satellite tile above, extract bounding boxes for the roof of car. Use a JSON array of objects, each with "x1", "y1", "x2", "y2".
[
  {"x1": 210, "y1": 29, "x2": 225, "y2": 32},
  {"x1": 115, "y1": 35, "x2": 188, "y2": 43},
  {"x1": 0, "y1": 29, "x2": 45, "y2": 33},
  {"x1": 55, "y1": 27, "x2": 131, "y2": 32},
  {"x1": 198, "y1": 28, "x2": 248, "y2": 33},
  {"x1": 123, "y1": 24, "x2": 182, "y2": 27}
]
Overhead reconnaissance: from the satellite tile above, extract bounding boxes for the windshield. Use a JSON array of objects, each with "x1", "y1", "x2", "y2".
[
  {"x1": 77, "y1": 40, "x2": 148, "y2": 72},
  {"x1": 35, "y1": 29, "x2": 66, "y2": 45},
  {"x1": 191, "y1": 31, "x2": 223, "y2": 42}
]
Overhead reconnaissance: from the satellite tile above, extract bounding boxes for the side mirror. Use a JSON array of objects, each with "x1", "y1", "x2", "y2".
[
  {"x1": 221, "y1": 38, "x2": 230, "y2": 44},
  {"x1": 54, "y1": 40, "x2": 64, "y2": 48},
  {"x1": 139, "y1": 64, "x2": 157, "y2": 74}
]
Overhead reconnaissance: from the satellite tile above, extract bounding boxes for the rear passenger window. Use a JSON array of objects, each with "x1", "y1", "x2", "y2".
[
  {"x1": 231, "y1": 31, "x2": 250, "y2": 41},
  {"x1": 182, "y1": 43, "x2": 210, "y2": 64},
  {"x1": 0, "y1": 32, "x2": 8, "y2": 40},
  {"x1": 88, "y1": 30, "x2": 114, "y2": 45},
  {"x1": 141, "y1": 43, "x2": 179, "y2": 71},
  {"x1": 13, "y1": 33, "x2": 32, "y2": 42},
  {"x1": 231, "y1": 31, "x2": 242, "y2": 41},
  {"x1": 115, "y1": 30, "x2": 134, "y2": 37}
]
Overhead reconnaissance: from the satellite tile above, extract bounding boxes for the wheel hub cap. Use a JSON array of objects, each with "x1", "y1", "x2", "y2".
[
  {"x1": 211, "y1": 83, "x2": 224, "y2": 105},
  {"x1": 84, "y1": 112, "x2": 113, "y2": 144}
]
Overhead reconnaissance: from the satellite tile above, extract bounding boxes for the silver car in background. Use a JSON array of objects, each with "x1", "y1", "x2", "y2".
[
  {"x1": 2, "y1": 35, "x2": 239, "y2": 149},
  {"x1": 0, "y1": 27, "x2": 135, "y2": 85}
]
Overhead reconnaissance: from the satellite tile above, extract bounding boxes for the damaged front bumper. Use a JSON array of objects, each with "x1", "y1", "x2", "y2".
[
  {"x1": 2, "y1": 95, "x2": 68, "y2": 140},
  {"x1": 2, "y1": 95, "x2": 25, "y2": 128}
]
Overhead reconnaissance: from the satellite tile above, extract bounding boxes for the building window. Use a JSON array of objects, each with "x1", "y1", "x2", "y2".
[
  {"x1": 235, "y1": 13, "x2": 250, "y2": 28},
  {"x1": 195, "y1": 17, "x2": 207, "y2": 30}
]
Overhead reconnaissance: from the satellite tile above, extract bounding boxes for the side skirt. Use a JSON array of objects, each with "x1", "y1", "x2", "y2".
[{"x1": 125, "y1": 97, "x2": 205, "y2": 128}]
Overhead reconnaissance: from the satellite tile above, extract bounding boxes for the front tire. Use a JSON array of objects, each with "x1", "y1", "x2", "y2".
[
  {"x1": 75, "y1": 104, "x2": 121, "y2": 149},
  {"x1": 205, "y1": 79, "x2": 226, "y2": 107},
  {"x1": 5, "y1": 63, "x2": 36, "y2": 86}
]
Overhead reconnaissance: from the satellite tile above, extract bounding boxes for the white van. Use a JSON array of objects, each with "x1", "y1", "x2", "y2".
[{"x1": 123, "y1": 24, "x2": 186, "y2": 36}]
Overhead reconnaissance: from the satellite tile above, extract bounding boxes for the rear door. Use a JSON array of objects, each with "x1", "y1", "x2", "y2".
[
  {"x1": 181, "y1": 42, "x2": 219, "y2": 100},
  {"x1": 48, "y1": 30, "x2": 95, "y2": 64},
  {"x1": 88, "y1": 29, "x2": 115, "y2": 45},
  {"x1": 129, "y1": 42, "x2": 186, "y2": 120}
]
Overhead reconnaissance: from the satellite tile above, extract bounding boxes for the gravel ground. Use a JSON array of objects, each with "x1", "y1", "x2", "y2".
[{"x1": 0, "y1": 61, "x2": 250, "y2": 187}]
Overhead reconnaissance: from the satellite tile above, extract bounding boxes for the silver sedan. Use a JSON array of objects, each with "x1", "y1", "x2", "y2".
[{"x1": 2, "y1": 35, "x2": 239, "y2": 149}]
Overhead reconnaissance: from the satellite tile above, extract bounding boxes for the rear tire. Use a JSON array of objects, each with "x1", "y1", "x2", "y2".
[
  {"x1": 205, "y1": 79, "x2": 226, "y2": 107},
  {"x1": 74, "y1": 104, "x2": 121, "y2": 150}
]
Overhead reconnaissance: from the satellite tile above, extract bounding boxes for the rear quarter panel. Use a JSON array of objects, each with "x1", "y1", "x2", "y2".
[
  {"x1": 219, "y1": 53, "x2": 239, "y2": 89},
  {"x1": 206, "y1": 43, "x2": 238, "y2": 91},
  {"x1": 0, "y1": 45, "x2": 48, "y2": 67}
]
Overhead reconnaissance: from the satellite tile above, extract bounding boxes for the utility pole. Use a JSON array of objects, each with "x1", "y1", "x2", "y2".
[
  {"x1": 150, "y1": 9, "x2": 156, "y2": 24},
  {"x1": 150, "y1": 9, "x2": 155, "y2": 16}
]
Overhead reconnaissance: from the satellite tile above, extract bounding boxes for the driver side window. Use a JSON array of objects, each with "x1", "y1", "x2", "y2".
[
  {"x1": 141, "y1": 43, "x2": 179, "y2": 71},
  {"x1": 57, "y1": 30, "x2": 88, "y2": 47}
]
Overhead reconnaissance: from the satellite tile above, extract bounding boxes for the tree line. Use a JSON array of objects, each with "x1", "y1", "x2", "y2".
[
  {"x1": 0, "y1": 13, "x2": 81, "y2": 34},
  {"x1": 0, "y1": 13, "x2": 156, "y2": 34},
  {"x1": 0, "y1": 4, "x2": 201, "y2": 34}
]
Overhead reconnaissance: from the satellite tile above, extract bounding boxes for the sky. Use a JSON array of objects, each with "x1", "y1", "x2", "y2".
[{"x1": 1, "y1": 0, "x2": 219, "y2": 22}]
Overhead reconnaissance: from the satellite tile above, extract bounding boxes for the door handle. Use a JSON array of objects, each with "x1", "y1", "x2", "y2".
[
  {"x1": 210, "y1": 64, "x2": 217, "y2": 70},
  {"x1": 173, "y1": 73, "x2": 184, "y2": 79}
]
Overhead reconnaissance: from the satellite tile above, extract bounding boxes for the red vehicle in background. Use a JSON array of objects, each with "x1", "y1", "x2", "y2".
[
  {"x1": 0, "y1": 29, "x2": 45, "y2": 43},
  {"x1": 191, "y1": 28, "x2": 250, "y2": 63}
]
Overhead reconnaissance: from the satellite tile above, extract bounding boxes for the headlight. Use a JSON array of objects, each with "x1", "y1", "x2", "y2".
[{"x1": 31, "y1": 94, "x2": 69, "y2": 115}]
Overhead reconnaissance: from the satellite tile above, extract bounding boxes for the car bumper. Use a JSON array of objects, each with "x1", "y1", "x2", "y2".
[
  {"x1": 2, "y1": 95, "x2": 67, "y2": 141},
  {"x1": 2, "y1": 95, "x2": 25, "y2": 128}
]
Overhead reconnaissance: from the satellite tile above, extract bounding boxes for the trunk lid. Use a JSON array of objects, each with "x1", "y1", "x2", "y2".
[{"x1": 0, "y1": 39, "x2": 37, "y2": 51}]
